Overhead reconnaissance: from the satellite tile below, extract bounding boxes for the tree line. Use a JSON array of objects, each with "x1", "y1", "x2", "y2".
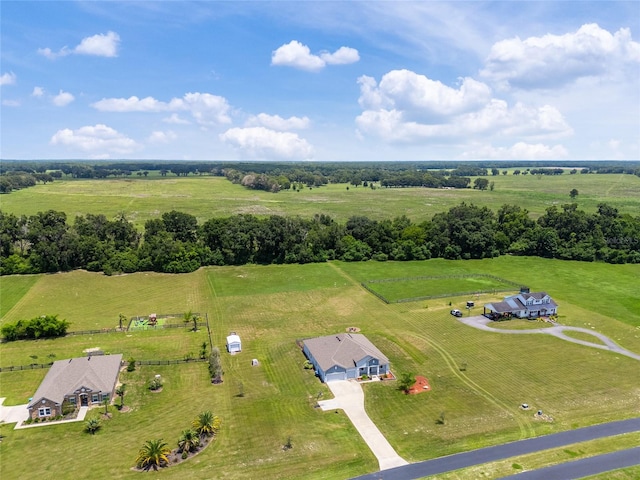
[
  {"x1": 2, "y1": 160, "x2": 639, "y2": 195},
  {"x1": 1, "y1": 202, "x2": 638, "y2": 275}
]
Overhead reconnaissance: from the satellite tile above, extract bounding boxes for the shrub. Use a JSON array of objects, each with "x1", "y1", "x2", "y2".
[
  {"x1": 398, "y1": 372, "x2": 416, "y2": 393},
  {"x1": 208, "y1": 348, "x2": 223, "y2": 381},
  {"x1": 127, "y1": 357, "x2": 136, "y2": 372},
  {"x1": 1, "y1": 315, "x2": 69, "y2": 341},
  {"x1": 61, "y1": 399, "x2": 75, "y2": 416},
  {"x1": 149, "y1": 377, "x2": 163, "y2": 391}
]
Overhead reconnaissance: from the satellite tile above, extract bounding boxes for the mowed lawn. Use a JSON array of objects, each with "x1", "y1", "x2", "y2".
[
  {"x1": 364, "y1": 274, "x2": 519, "y2": 302},
  {"x1": 1, "y1": 258, "x2": 639, "y2": 479},
  {"x1": 0, "y1": 274, "x2": 40, "y2": 318},
  {"x1": 1, "y1": 172, "x2": 639, "y2": 228}
]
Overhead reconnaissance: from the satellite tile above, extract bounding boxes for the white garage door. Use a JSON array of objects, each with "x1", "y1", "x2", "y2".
[{"x1": 325, "y1": 372, "x2": 347, "y2": 382}]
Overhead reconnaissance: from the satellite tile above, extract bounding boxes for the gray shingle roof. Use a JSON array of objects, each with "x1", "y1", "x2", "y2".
[
  {"x1": 304, "y1": 333, "x2": 388, "y2": 372},
  {"x1": 28, "y1": 354, "x2": 122, "y2": 407},
  {"x1": 486, "y1": 292, "x2": 558, "y2": 314},
  {"x1": 485, "y1": 301, "x2": 515, "y2": 313}
]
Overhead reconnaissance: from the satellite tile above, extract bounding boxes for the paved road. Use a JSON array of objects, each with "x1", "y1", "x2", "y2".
[
  {"x1": 459, "y1": 316, "x2": 640, "y2": 361},
  {"x1": 500, "y1": 446, "x2": 640, "y2": 479},
  {"x1": 351, "y1": 417, "x2": 640, "y2": 480},
  {"x1": 319, "y1": 380, "x2": 409, "y2": 470}
]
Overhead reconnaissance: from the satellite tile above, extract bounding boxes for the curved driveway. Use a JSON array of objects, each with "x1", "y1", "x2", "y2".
[
  {"x1": 318, "y1": 380, "x2": 409, "y2": 471},
  {"x1": 459, "y1": 316, "x2": 640, "y2": 361},
  {"x1": 352, "y1": 417, "x2": 640, "y2": 479}
]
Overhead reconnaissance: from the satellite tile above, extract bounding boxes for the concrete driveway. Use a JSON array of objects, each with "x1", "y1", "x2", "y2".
[
  {"x1": 459, "y1": 316, "x2": 640, "y2": 361},
  {"x1": 318, "y1": 380, "x2": 409, "y2": 471},
  {"x1": 0, "y1": 398, "x2": 29, "y2": 425}
]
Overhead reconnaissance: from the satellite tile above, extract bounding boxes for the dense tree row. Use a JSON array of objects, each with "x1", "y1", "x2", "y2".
[
  {"x1": 2, "y1": 161, "x2": 639, "y2": 195},
  {"x1": 1, "y1": 202, "x2": 638, "y2": 275}
]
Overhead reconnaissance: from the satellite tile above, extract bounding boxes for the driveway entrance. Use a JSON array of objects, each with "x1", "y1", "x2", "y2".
[{"x1": 318, "y1": 380, "x2": 408, "y2": 471}]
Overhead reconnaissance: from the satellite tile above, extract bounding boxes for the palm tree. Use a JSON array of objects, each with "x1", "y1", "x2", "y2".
[
  {"x1": 183, "y1": 310, "x2": 193, "y2": 327},
  {"x1": 177, "y1": 429, "x2": 200, "y2": 453},
  {"x1": 192, "y1": 411, "x2": 220, "y2": 438},
  {"x1": 136, "y1": 439, "x2": 171, "y2": 471},
  {"x1": 115, "y1": 384, "x2": 126, "y2": 408},
  {"x1": 85, "y1": 418, "x2": 101, "y2": 435}
]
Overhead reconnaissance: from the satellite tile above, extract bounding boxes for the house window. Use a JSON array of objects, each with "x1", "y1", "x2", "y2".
[
  {"x1": 68, "y1": 396, "x2": 76, "y2": 404},
  {"x1": 38, "y1": 407, "x2": 51, "y2": 417},
  {"x1": 91, "y1": 393, "x2": 100, "y2": 403}
]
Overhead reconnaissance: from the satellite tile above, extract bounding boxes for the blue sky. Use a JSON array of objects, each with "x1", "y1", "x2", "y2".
[{"x1": 1, "y1": 1, "x2": 639, "y2": 161}]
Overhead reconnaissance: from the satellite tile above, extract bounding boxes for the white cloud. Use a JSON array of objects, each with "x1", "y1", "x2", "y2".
[
  {"x1": 163, "y1": 113, "x2": 190, "y2": 124},
  {"x1": 74, "y1": 31, "x2": 120, "y2": 57},
  {"x1": 91, "y1": 92, "x2": 231, "y2": 126},
  {"x1": 245, "y1": 113, "x2": 310, "y2": 130},
  {"x1": 460, "y1": 142, "x2": 569, "y2": 160},
  {"x1": 1, "y1": 72, "x2": 17, "y2": 86},
  {"x1": 50, "y1": 124, "x2": 139, "y2": 154},
  {"x1": 355, "y1": 69, "x2": 572, "y2": 144},
  {"x1": 38, "y1": 31, "x2": 120, "y2": 59},
  {"x1": 2, "y1": 99, "x2": 20, "y2": 107},
  {"x1": 147, "y1": 130, "x2": 177, "y2": 144},
  {"x1": 358, "y1": 70, "x2": 492, "y2": 120},
  {"x1": 271, "y1": 40, "x2": 359, "y2": 71},
  {"x1": 52, "y1": 90, "x2": 75, "y2": 107},
  {"x1": 481, "y1": 23, "x2": 640, "y2": 89},
  {"x1": 320, "y1": 46, "x2": 360, "y2": 65},
  {"x1": 32, "y1": 86, "x2": 45, "y2": 97},
  {"x1": 220, "y1": 127, "x2": 314, "y2": 160}
]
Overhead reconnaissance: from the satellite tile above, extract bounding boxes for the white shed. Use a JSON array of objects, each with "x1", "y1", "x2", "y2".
[{"x1": 226, "y1": 333, "x2": 241, "y2": 353}]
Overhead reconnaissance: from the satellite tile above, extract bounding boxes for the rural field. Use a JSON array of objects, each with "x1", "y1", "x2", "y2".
[
  {"x1": 1, "y1": 257, "x2": 639, "y2": 479},
  {"x1": 1, "y1": 171, "x2": 640, "y2": 227}
]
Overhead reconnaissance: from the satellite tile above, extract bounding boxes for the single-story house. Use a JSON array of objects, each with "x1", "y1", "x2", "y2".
[
  {"x1": 484, "y1": 289, "x2": 558, "y2": 320},
  {"x1": 303, "y1": 333, "x2": 389, "y2": 382},
  {"x1": 226, "y1": 333, "x2": 241, "y2": 353},
  {"x1": 27, "y1": 354, "x2": 123, "y2": 419}
]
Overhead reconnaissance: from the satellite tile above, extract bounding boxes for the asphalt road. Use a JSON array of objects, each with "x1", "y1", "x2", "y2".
[
  {"x1": 351, "y1": 417, "x2": 640, "y2": 480},
  {"x1": 501, "y1": 446, "x2": 640, "y2": 479}
]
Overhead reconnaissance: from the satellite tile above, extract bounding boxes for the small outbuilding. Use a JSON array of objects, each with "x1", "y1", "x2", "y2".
[{"x1": 226, "y1": 332, "x2": 242, "y2": 353}]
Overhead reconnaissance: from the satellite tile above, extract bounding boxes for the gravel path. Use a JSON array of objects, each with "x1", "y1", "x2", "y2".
[{"x1": 459, "y1": 316, "x2": 640, "y2": 361}]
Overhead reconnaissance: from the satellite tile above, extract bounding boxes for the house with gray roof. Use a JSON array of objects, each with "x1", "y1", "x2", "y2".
[
  {"x1": 484, "y1": 289, "x2": 558, "y2": 320},
  {"x1": 27, "y1": 354, "x2": 122, "y2": 420},
  {"x1": 302, "y1": 333, "x2": 389, "y2": 382}
]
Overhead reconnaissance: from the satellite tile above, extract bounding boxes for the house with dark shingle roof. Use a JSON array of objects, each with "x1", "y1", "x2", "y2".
[
  {"x1": 302, "y1": 333, "x2": 389, "y2": 382},
  {"x1": 484, "y1": 289, "x2": 558, "y2": 320},
  {"x1": 27, "y1": 354, "x2": 122, "y2": 419}
]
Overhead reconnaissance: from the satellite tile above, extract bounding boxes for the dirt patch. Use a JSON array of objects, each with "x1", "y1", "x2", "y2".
[
  {"x1": 408, "y1": 375, "x2": 431, "y2": 395},
  {"x1": 346, "y1": 326, "x2": 360, "y2": 333}
]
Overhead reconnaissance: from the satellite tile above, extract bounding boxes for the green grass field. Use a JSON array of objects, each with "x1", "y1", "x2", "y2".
[
  {"x1": 0, "y1": 275, "x2": 40, "y2": 318},
  {"x1": 363, "y1": 274, "x2": 520, "y2": 302},
  {"x1": 1, "y1": 258, "x2": 639, "y2": 479},
  {"x1": 1, "y1": 172, "x2": 639, "y2": 228}
]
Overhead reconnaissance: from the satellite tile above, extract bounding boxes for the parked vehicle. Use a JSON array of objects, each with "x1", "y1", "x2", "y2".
[{"x1": 450, "y1": 309, "x2": 462, "y2": 317}]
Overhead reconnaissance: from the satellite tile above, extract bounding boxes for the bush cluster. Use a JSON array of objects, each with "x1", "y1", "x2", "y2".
[
  {"x1": 208, "y1": 348, "x2": 223, "y2": 383},
  {"x1": 1, "y1": 314, "x2": 69, "y2": 341}
]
